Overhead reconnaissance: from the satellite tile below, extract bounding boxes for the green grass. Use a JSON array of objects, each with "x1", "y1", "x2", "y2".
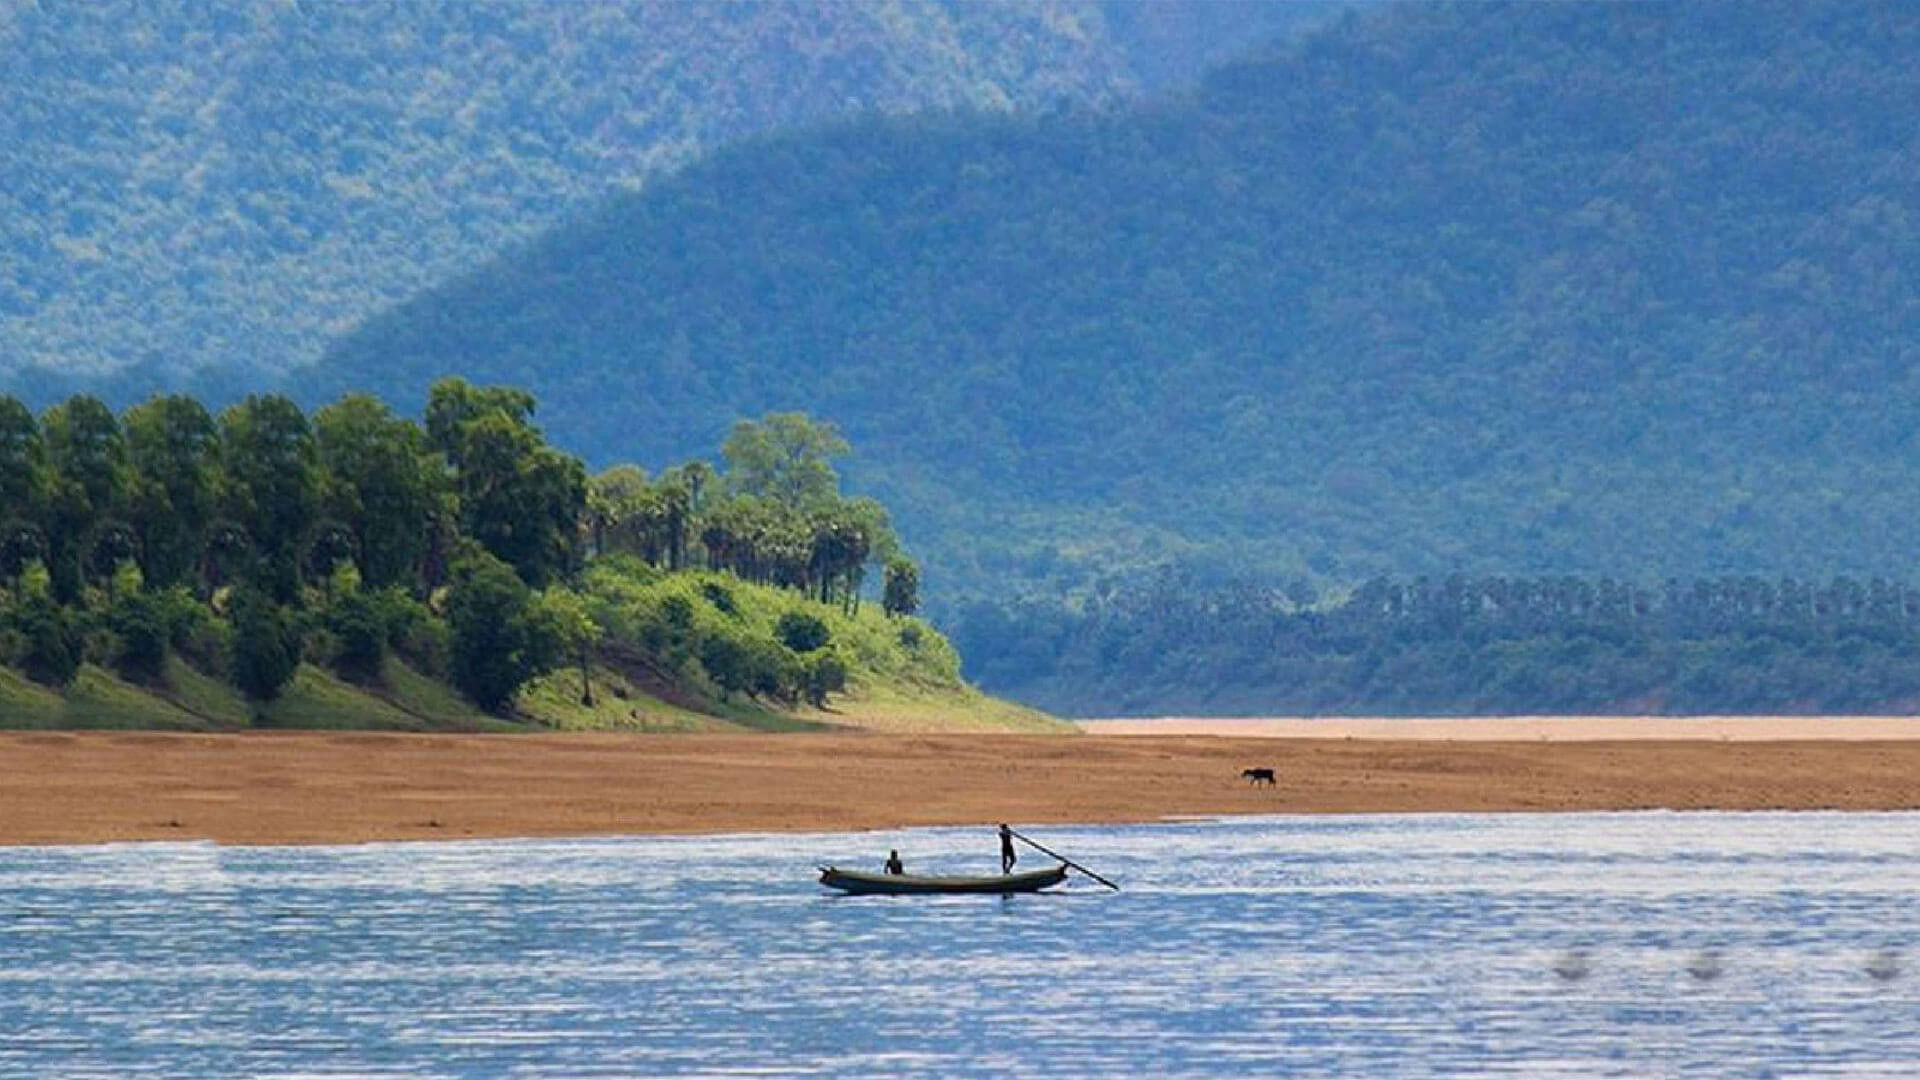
[
  {"x1": 60, "y1": 664, "x2": 212, "y2": 730},
  {"x1": 156, "y1": 656, "x2": 251, "y2": 727},
  {"x1": 255, "y1": 664, "x2": 437, "y2": 730},
  {"x1": 0, "y1": 666, "x2": 65, "y2": 728},
  {"x1": 373, "y1": 658, "x2": 523, "y2": 732},
  {"x1": 802, "y1": 681, "x2": 1073, "y2": 734},
  {"x1": 516, "y1": 662, "x2": 765, "y2": 731}
]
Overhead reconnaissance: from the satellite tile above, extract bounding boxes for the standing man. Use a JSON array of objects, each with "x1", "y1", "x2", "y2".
[{"x1": 998, "y1": 823, "x2": 1017, "y2": 875}]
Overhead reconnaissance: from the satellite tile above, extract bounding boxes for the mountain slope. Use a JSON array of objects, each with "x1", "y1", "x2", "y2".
[
  {"x1": 0, "y1": 0, "x2": 1334, "y2": 383},
  {"x1": 309, "y1": 0, "x2": 1920, "y2": 617}
]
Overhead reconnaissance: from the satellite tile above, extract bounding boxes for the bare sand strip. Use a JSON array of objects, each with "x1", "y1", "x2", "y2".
[
  {"x1": 1077, "y1": 716, "x2": 1920, "y2": 741},
  {"x1": 3, "y1": 730, "x2": 1919, "y2": 846}
]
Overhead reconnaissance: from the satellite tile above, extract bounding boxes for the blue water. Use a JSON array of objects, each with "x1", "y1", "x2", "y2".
[{"x1": 3, "y1": 813, "x2": 1918, "y2": 1078}]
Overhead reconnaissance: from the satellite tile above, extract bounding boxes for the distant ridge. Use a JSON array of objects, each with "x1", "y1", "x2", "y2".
[
  {"x1": 0, "y1": 0, "x2": 1335, "y2": 383},
  {"x1": 308, "y1": 0, "x2": 1920, "y2": 608}
]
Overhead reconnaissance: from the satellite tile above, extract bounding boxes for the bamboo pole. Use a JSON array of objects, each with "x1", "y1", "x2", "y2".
[{"x1": 1007, "y1": 827, "x2": 1120, "y2": 890}]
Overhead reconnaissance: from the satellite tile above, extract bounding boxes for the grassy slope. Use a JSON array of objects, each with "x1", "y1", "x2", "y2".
[
  {"x1": 0, "y1": 663, "x2": 214, "y2": 730},
  {"x1": 0, "y1": 570, "x2": 1059, "y2": 733},
  {"x1": 0, "y1": 667, "x2": 66, "y2": 728}
]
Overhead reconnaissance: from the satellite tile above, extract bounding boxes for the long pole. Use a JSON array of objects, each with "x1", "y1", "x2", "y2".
[{"x1": 1007, "y1": 827, "x2": 1120, "y2": 890}]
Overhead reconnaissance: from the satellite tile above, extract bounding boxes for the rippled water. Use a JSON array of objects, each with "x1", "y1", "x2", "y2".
[{"x1": 3, "y1": 813, "x2": 1918, "y2": 1077}]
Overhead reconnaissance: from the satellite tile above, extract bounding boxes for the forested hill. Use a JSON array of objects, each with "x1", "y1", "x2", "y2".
[
  {"x1": 0, "y1": 0, "x2": 1335, "y2": 385},
  {"x1": 309, "y1": 0, "x2": 1920, "y2": 628}
]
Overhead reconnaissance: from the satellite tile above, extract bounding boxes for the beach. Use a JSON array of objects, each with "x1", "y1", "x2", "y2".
[{"x1": 4, "y1": 724, "x2": 1920, "y2": 845}]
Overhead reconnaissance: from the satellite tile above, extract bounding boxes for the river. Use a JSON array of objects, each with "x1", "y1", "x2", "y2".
[{"x1": 3, "y1": 812, "x2": 1916, "y2": 1077}]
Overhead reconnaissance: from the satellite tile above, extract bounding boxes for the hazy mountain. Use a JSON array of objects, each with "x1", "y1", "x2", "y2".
[
  {"x1": 308, "y1": 0, "x2": 1920, "y2": 628},
  {"x1": 0, "y1": 0, "x2": 1334, "y2": 382}
]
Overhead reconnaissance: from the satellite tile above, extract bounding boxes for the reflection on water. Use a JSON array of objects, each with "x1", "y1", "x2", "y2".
[{"x1": 2, "y1": 813, "x2": 1918, "y2": 1078}]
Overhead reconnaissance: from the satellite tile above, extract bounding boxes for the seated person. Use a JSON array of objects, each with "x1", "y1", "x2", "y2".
[{"x1": 884, "y1": 849, "x2": 905, "y2": 875}]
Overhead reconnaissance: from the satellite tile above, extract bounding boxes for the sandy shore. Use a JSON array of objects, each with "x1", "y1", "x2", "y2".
[{"x1": 4, "y1": 729, "x2": 1919, "y2": 845}]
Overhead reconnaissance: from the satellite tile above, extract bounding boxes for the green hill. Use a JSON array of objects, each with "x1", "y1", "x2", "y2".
[
  {"x1": 0, "y1": 0, "x2": 1334, "y2": 385},
  {"x1": 304, "y1": 0, "x2": 1920, "y2": 609},
  {"x1": 0, "y1": 569, "x2": 1057, "y2": 734}
]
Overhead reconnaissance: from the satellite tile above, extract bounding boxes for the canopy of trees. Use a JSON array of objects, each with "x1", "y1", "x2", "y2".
[
  {"x1": 1, "y1": 384, "x2": 921, "y2": 721},
  {"x1": 959, "y1": 573, "x2": 1920, "y2": 718}
]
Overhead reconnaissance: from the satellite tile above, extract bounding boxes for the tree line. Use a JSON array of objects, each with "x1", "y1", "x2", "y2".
[
  {"x1": 0, "y1": 380, "x2": 919, "y2": 714},
  {"x1": 954, "y1": 572, "x2": 1920, "y2": 717}
]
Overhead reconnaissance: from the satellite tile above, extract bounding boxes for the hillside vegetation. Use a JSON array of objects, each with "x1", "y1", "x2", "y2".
[
  {"x1": 0, "y1": 0, "x2": 1335, "y2": 385},
  {"x1": 310, "y1": 0, "x2": 1920, "y2": 593},
  {"x1": 0, "y1": 385, "x2": 1057, "y2": 732},
  {"x1": 975, "y1": 572, "x2": 1920, "y2": 718}
]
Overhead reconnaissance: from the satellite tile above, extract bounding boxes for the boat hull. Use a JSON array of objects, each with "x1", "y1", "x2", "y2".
[{"x1": 818, "y1": 864, "x2": 1068, "y2": 895}]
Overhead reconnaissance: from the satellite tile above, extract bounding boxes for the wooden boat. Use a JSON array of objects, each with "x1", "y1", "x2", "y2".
[{"x1": 817, "y1": 863, "x2": 1069, "y2": 895}]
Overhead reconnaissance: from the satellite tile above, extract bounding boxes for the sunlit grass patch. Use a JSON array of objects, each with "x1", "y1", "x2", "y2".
[
  {"x1": 256, "y1": 664, "x2": 433, "y2": 730},
  {"x1": 158, "y1": 656, "x2": 250, "y2": 727},
  {"x1": 0, "y1": 666, "x2": 65, "y2": 728},
  {"x1": 61, "y1": 664, "x2": 210, "y2": 730}
]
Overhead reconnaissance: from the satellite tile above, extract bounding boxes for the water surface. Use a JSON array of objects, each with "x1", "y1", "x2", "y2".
[{"x1": 3, "y1": 813, "x2": 1917, "y2": 1077}]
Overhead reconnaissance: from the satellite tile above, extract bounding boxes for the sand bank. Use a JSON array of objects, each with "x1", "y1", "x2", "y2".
[{"x1": 3, "y1": 729, "x2": 1918, "y2": 845}]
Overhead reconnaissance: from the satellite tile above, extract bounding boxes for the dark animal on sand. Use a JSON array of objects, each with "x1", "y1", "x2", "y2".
[{"x1": 1241, "y1": 767, "x2": 1276, "y2": 786}]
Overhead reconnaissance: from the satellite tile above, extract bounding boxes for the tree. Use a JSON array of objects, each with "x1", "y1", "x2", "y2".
[
  {"x1": 41, "y1": 395, "x2": 130, "y2": 602},
  {"x1": 0, "y1": 396, "x2": 46, "y2": 526},
  {"x1": 315, "y1": 394, "x2": 439, "y2": 589},
  {"x1": 123, "y1": 395, "x2": 221, "y2": 590},
  {"x1": 587, "y1": 464, "x2": 649, "y2": 557},
  {"x1": 431, "y1": 384, "x2": 586, "y2": 588},
  {"x1": 537, "y1": 586, "x2": 602, "y2": 706},
  {"x1": 228, "y1": 584, "x2": 301, "y2": 702},
  {"x1": 323, "y1": 565, "x2": 386, "y2": 682},
  {"x1": 11, "y1": 561, "x2": 79, "y2": 686},
  {"x1": 446, "y1": 549, "x2": 560, "y2": 713},
  {"x1": 108, "y1": 585, "x2": 170, "y2": 683},
  {"x1": 664, "y1": 460, "x2": 715, "y2": 518},
  {"x1": 883, "y1": 557, "x2": 921, "y2": 618},
  {"x1": 424, "y1": 377, "x2": 536, "y2": 470},
  {"x1": 220, "y1": 395, "x2": 320, "y2": 602},
  {"x1": 721, "y1": 412, "x2": 848, "y2": 510},
  {"x1": 1, "y1": 522, "x2": 47, "y2": 588}
]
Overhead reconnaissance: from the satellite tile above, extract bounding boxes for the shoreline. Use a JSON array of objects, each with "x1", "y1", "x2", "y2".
[
  {"x1": 4, "y1": 729, "x2": 1919, "y2": 845},
  {"x1": 1075, "y1": 715, "x2": 1920, "y2": 740}
]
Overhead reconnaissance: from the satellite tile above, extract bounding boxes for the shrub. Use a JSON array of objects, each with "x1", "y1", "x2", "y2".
[
  {"x1": 228, "y1": 585, "x2": 300, "y2": 701},
  {"x1": 882, "y1": 557, "x2": 920, "y2": 618},
  {"x1": 396, "y1": 615, "x2": 451, "y2": 677},
  {"x1": 447, "y1": 549, "x2": 559, "y2": 713},
  {"x1": 805, "y1": 651, "x2": 848, "y2": 707},
  {"x1": 14, "y1": 589, "x2": 80, "y2": 687},
  {"x1": 326, "y1": 589, "x2": 387, "y2": 682},
  {"x1": 700, "y1": 580, "x2": 738, "y2": 615},
  {"x1": 776, "y1": 610, "x2": 831, "y2": 653},
  {"x1": 697, "y1": 630, "x2": 750, "y2": 699},
  {"x1": 107, "y1": 589, "x2": 170, "y2": 682}
]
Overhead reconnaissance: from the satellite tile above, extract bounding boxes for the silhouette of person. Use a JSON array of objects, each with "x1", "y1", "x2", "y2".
[
  {"x1": 999, "y1": 823, "x2": 1017, "y2": 875},
  {"x1": 884, "y1": 849, "x2": 904, "y2": 875}
]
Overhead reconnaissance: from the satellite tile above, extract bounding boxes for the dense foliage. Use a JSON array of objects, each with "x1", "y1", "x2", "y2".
[
  {"x1": 0, "y1": 0, "x2": 1330, "y2": 385},
  {"x1": 304, "y1": 0, "x2": 1920, "y2": 632},
  {"x1": 964, "y1": 573, "x2": 1920, "y2": 718},
  {"x1": 0, "y1": 383, "x2": 929, "y2": 722}
]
